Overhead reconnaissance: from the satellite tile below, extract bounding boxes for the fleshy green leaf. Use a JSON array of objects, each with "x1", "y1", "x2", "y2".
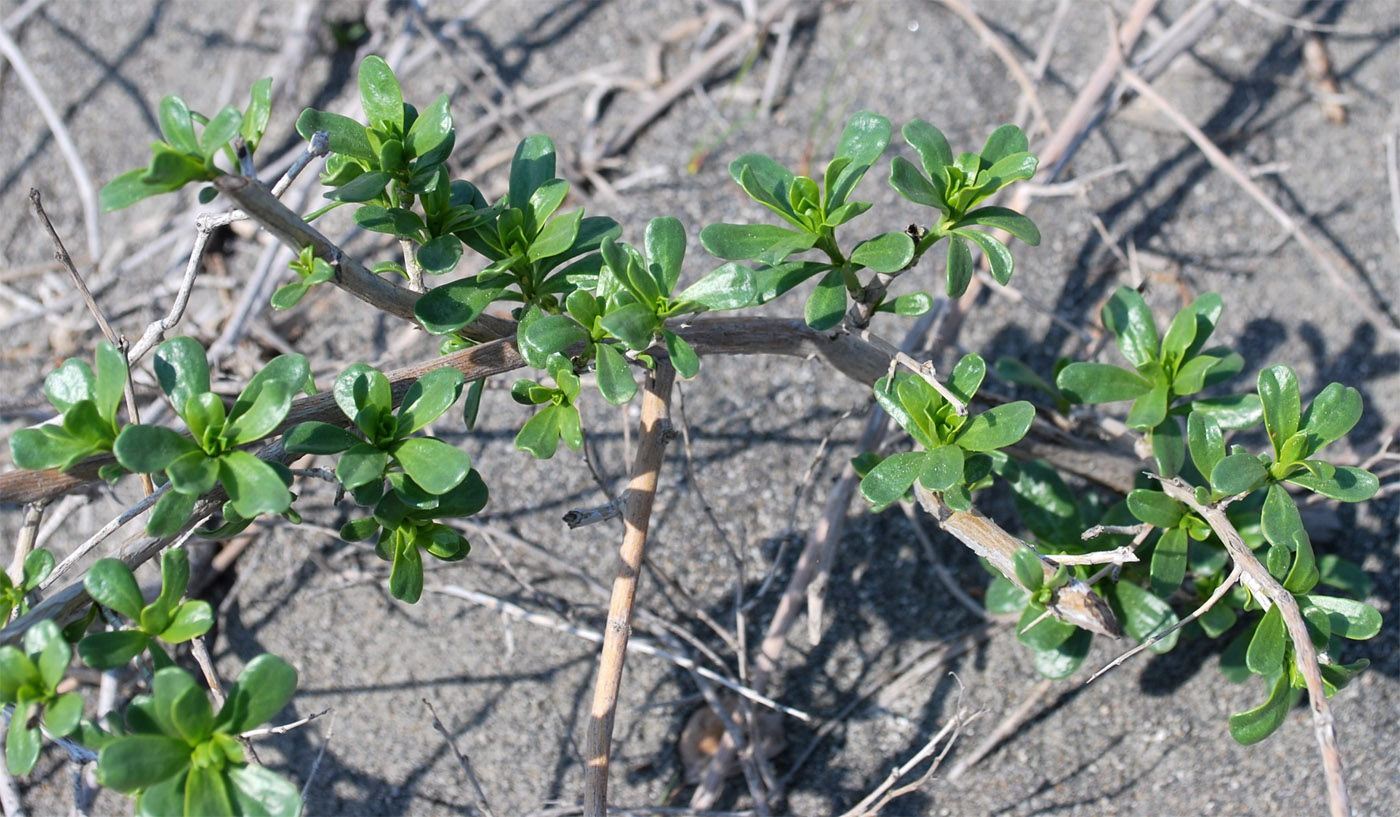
[
  {"x1": 1033, "y1": 628, "x2": 1092, "y2": 680},
  {"x1": 283, "y1": 421, "x2": 361, "y2": 454},
  {"x1": 1108, "y1": 580, "x2": 1180, "y2": 653},
  {"x1": 97, "y1": 734, "x2": 191, "y2": 792},
  {"x1": 358, "y1": 55, "x2": 404, "y2": 133},
  {"x1": 804, "y1": 267, "x2": 848, "y2": 330},
  {"x1": 1126, "y1": 489, "x2": 1184, "y2": 528},
  {"x1": 954, "y1": 206, "x2": 1040, "y2": 245},
  {"x1": 216, "y1": 654, "x2": 298, "y2": 734},
  {"x1": 1246, "y1": 605, "x2": 1286, "y2": 675},
  {"x1": 595, "y1": 343, "x2": 637, "y2": 405},
  {"x1": 77, "y1": 630, "x2": 150, "y2": 671},
  {"x1": 944, "y1": 234, "x2": 973, "y2": 297},
  {"x1": 1211, "y1": 453, "x2": 1268, "y2": 496},
  {"x1": 1258, "y1": 365, "x2": 1301, "y2": 455},
  {"x1": 957, "y1": 229, "x2": 1014, "y2": 285},
  {"x1": 663, "y1": 330, "x2": 700, "y2": 380},
  {"x1": 85, "y1": 559, "x2": 146, "y2": 620},
  {"x1": 1301, "y1": 595, "x2": 1381, "y2": 640},
  {"x1": 1149, "y1": 527, "x2": 1188, "y2": 598},
  {"x1": 599, "y1": 301, "x2": 659, "y2": 350},
  {"x1": 391, "y1": 437, "x2": 471, "y2": 494},
  {"x1": 226, "y1": 763, "x2": 303, "y2": 817},
  {"x1": 673, "y1": 263, "x2": 758, "y2": 313},
  {"x1": 218, "y1": 450, "x2": 292, "y2": 517},
  {"x1": 700, "y1": 223, "x2": 813, "y2": 261},
  {"x1": 1286, "y1": 465, "x2": 1378, "y2": 502},
  {"x1": 397, "y1": 368, "x2": 466, "y2": 435},
  {"x1": 1300, "y1": 383, "x2": 1362, "y2": 451},
  {"x1": 1187, "y1": 411, "x2": 1225, "y2": 481},
  {"x1": 1229, "y1": 673, "x2": 1291, "y2": 745},
  {"x1": 859, "y1": 451, "x2": 926, "y2": 506},
  {"x1": 1017, "y1": 602, "x2": 1076, "y2": 651},
  {"x1": 952, "y1": 402, "x2": 1034, "y2": 451},
  {"x1": 1101, "y1": 286, "x2": 1158, "y2": 369},
  {"x1": 918, "y1": 445, "x2": 964, "y2": 492},
  {"x1": 1055, "y1": 362, "x2": 1151, "y2": 404},
  {"x1": 850, "y1": 231, "x2": 914, "y2": 273},
  {"x1": 153, "y1": 337, "x2": 210, "y2": 421}
]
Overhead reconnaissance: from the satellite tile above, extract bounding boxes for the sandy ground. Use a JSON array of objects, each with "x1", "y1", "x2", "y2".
[{"x1": 1, "y1": 1, "x2": 1397, "y2": 815}]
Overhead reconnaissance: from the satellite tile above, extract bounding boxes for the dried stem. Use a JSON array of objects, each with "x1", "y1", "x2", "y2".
[
  {"x1": 582, "y1": 361, "x2": 676, "y2": 817},
  {"x1": 1155, "y1": 477, "x2": 1349, "y2": 817}
]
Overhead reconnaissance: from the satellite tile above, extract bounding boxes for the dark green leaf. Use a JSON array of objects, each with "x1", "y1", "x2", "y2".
[
  {"x1": 730, "y1": 154, "x2": 800, "y2": 226},
  {"x1": 955, "y1": 206, "x2": 1040, "y2": 245},
  {"x1": 1127, "y1": 489, "x2": 1184, "y2": 528},
  {"x1": 325, "y1": 170, "x2": 390, "y2": 202},
  {"x1": 1211, "y1": 453, "x2": 1268, "y2": 496},
  {"x1": 283, "y1": 421, "x2": 361, "y2": 454},
  {"x1": 397, "y1": 368, "x2": 465, "y2": 435},
  {"x1": 97, "y1": 734, "x2": 191, "y2": 792},
  {"x1": 1192, "y1": 393, "x2": 1263, "y2": 429},
  {"x1": 888, "y1": 156, "x2": 943, "y2": 209},
  {"x1": 163, "y1": 450, "x2": 218, "y2": 497},
  {"x1": 337, "y1": 443, "x2": 389, "y2": 490},
  {"x1": 902, "y1": 119, "x2": 953, "y2": 177},
  {"x1": 673, "y1": 262, "x2": 757, "y2": 312},
  {"x1": 1286, "y1": 465, "x2": 1378, "y2": 502},
  {"x1": 153, "y1": 337, "x2": 210, "y2": 421},
  {"x1": 406, "y1": 93, "x2": 452, "y2": 158},
  {"x1": 878, "y1": 291, "x2": 934, "y2": 316},
  {"x1": 223, "y1": 381, "x2": 290, "y2": 446},
  {"x1": 849, "y1": 232, "x2": 914, "y2": 274},
  {"x1": 508, "y1": 132, "x2": 556, "y2": 208},
  {"x1": 827, "y1": 110, "x2": 889, "y2": 207},
  {"x1": 1013, "y1": 547, "x2": 1044, "y2": 592},
  {"x1": 527, "y1": 207, "x2": 583, "y2": 263},
  {"x1": 595, "y1": 343, "x2": 637, "y2": 405},
  {"x1": 1101, "y1": 286, "x2": 1158, "y2": 369},
  {"x1": 748, "y1": 260, "x2": 830, "y2": 305},
  {"x1": 1150, "y1": 416, "x2": 1185, "y2": 478},
  {"x1": 157, "y1": 95, "x2": 199, "y2": 155},
  {"x1": 700, "y1": 223, "x2": 812, "y2": 262},
  {"x1": 515, "y1": 405, "x2": 563, "y2": 459},
  {"x1": 944, "y1": 234, "x2": 972, "y2": 297},
  {"x1": 184, "y1": 765, "x2": 234, "y2": 817},
  {"x1": 953, "y1": 401, "x2": 1034, "y2": 451},
  {"x1": 1228, "y1": 673, "x2": 1291, "y2": 745},
  {"x1": 100, "y1": 167, "x2": 181, "y2": 211},
  {"x1": 1017, "y1": 602, "x2": 1076, "y2": 651},
  {"x1": 1188, "y1": 411, "x2": 1225, "y2": 482},
  {"x1": 979, "y1": 124, "x2": 1028, "y2": 166},
  {"x1": 1258, "y1": 364, "x2": 1301, "y2": 453},
  {"x1": 1301, "y1": 595, "x2": 1381, "y2": 640},
  {"x1": 85, "y1": 558, "x2": 145, "y2": 620},
  {"x1": 1317, "y1": 554, "x2": 1371, "y2": 599},
  {"x1": 1054, "y1": 362, "x2": 1151, "y2": 404},
  {"x1": 417, "y1": 235, "x2": 463, "y2": 275},
  {"x1": 804, "y1": 267, "x2": 848, "y2": 330},
  {"x1": 1150, "y1": 527, "x2": 1188, "y2": 597},
  {"x1": 1108, "y1": 580, "x2": 1180, "y2": 653},
  {"x1": 1001, "y1": 458, "x2": 1082, "y2": 544},
  {"x1": 391, "y1": 437, "x2": 471, "y2": 494},
  {"x1": 217, "y1": 653, "x2": 298, "y2": 733},
  {"x1": 599, "y1": 301, "x2": 659, "y2": 350},
  {"x1": 93, "y1": 342, "x2": 128, "y2": 426},
  {"x1": 43, "y1": 692, "x2": 83, "y2": 738},
  {"x1": 388, "y1": 532, "x2": 425, "y2": 603},
  {"x1": 169, "y1": 684, "x2": 213, "y2": 744},
  {"x1": 296, "y1": 108, "x2": 373, "y2": 161},
  {"x1": 147, "y1": 489, "x2": 200, "y2": 537},
  {"x1": 415, "y1": 278, "x2": 506, "y2": 335},
  {"x1": 958, "y1": 229, "x2": 1015, "y2": 285},
  {"x1": 358, "y1": 55, "x2": 404, "y2": 133},
  {"x1": 240, "y1": 77, "x2": 273, "y2": 150},
  {"x1": 160, "y1": 601, "x2": 213, "y2": 643},
  {"x1": 1300, "y1": 382, "x2": 1362, "y2": 451},
  {"x1": 859, "y1": 451, "x2": 926, "y2": 506},
  {"x1": 226, "y1": 763, "x2": 303, "y2": 817},
  {"x1": 644, "y1": 217, "x2": 686, "y2": 295},
  {"x1": 355, "y1": 205, "x2": 426, "y2": 237},
  {"x1": 918, "y1": 445, "x2": 964, "y2": 492},
  {"x1": 1246, "y1": 604, "x2": 1286, "y2": 675},
  {"x1": 9, "y1": 426, "x2": 96, "y2": 471},
  {"x1": 664, "y1": 330, "x2": 700, "y2": 380},
  {"x1": 21, "y1": 549, "x2": 54, "y2": 589},
  {"x1": 219, "y1": 450, "x2": 292, "y2": 517},
  {"x1": 1033, "y1": 628, "x2": 1092, "y2": 680}
]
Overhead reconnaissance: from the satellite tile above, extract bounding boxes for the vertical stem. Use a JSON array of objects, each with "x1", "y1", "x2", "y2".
[{"x1": 582, "y1": 361, "x2": 676, "y2": 817}]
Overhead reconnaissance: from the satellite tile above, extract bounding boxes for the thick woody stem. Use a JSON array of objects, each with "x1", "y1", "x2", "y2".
[{"x1": 582, "y1": 361, "x2": 677, "y2": 817}]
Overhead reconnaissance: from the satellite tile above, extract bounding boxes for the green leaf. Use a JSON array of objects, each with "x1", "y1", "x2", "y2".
[
  {"x1": 872, "y1": 374, "x2": 939, "y2": 451},
  {"x1": 406, "y1": 92, "x2": 453, "y2": 158},
  {"x1": 525, "y1": 315, "x2": 590, "y2": 362},
  {"x1": 1192, "y1": 393, "x2": 1263, "y2": 429},
  {"x1": 979, "y1": 124, "x2": 1028, "y2": 166},
  {"x1": 730, "y1": 154, "x2": 800, "y2": 226},
  {"x1": 93, "y1": 342, "x2": 128, "y2": 426},
  {"x1": 644, "y1": 216, "x2": 687, "y2": 296},
  {"x1": 827, "y1": 110, "x2": 889, "y2": 207},
  {"x1": 664, "y1": 330, "x2": 700, "y2": 380},
  {"x1": 1000, "y1": 458, "x2": 1082, "y2": 543},
  {"x1": 216, "y1": 653, "x2": 298, "y2": 734},
  {"x1": 1033, "y1": 628, "x2": 1092, "y2": 680},
  {"x1": 507, "y1": 133, "x2": 557, "y2": 210},
  {"x1": 595, "y1": 344, "x2": 637, "y2": 405},
  {"x1": 240, "y1": 77, "x2": 273, "y2": 151},
  {"x1": 673, "y1": 263, "x2": 758, "y2": 312},
  {"x1": 6, "y1": 717, "x2": 40, "y2": 775},
  {"x1": 100, "y1": 167, "x2": 179, "y2": 211},
  {"x1": 953, "y1": 401, "x2": 1034, "y2": 451},
  {"x1": 325, "y1": 169, "x2": 390, "y2": 202},
  {"x1": 226, "y1": 763, "x2": 303, "y2": 817},
  {"x1": 878, "y1": 291, "x2": 934, "y2": 316},
  {"x1": 599, "y1": 301, "x2": 660, "y2": 350},
  {"x1": 918, "y1": 445, "x2": 964, "y2": 492},
  {"x1": 1317, "y1": 554, "x2": 1371, "y2": 599},
  {"x1": 391, "y1": 437, "x2": 471, "y2": 494},
  {"x1": 516, "y1": 405, "x2": 563, "y2": 459},
  {"x1": 1246, "y1": 605, "x2": 1286, "y2": 675},
  {"x1": 85, "y1": 558, "x2": 146, "y2": 620},
  {"x1": 954, "y1": 206, "x2": 1040, "y2": 245},
  {"x1": 45, "y1": 357, "x2": 95, "y2": 412},
  {"x1": 417, "y1": 235, "x2": 463, "y2": 275},
  {"x1": 1101, "y1": 286, "x2": 1158, "y2": 369},
  {"x1": 1286, "y1": 465, "x2": 1378, "y2": 502},
  {"x1": 1261, "y1": 483, "x2": 1306, "y2": 551},
  {"x1": 198, "y1": 105, "x2": 243, "y2": 159},
  {"x1": 1013, "y1": 547, "x2": 1044, "y2": 592},
  {"x1": 296, "y1": 108, "x2": 373, "y2": 161},
  {"x1": 355, "y1": 205, "x2": 426, "y2": 236},
  {"x1": 223, "y1": 381, "x2": 291, "y2": 446},
  {"x1": 1108, "y1": 580, "x2": 1180, "y2": 653},
  {"x1": 184, "y1": 765, "x2": 235, "y2": 817},
  {"x1": 944, "y1": 234, "x2": 973, "y2": 297},
  {"x1": 147, "y1": 489, "x2": 200, "y2": 538},
  {"x1": 1054, "y1": 362, "x2": 1151, "y2": 404},
  {"x1": 985, "y1": 576, "x2": 1029, "y2": 614},
  {"x1": 1300, "y1": 382, "x2": 1362, "y2": 451},
  {"x1": 97, "y1": 734, "x2": 191, "y2": 792},
  {"x1": 397, "y1": 368, "x2": 466, "y2": 435},
  {"x1": 160, "y1": 601, "x2": 213, "y2": 643},
  {"x1": 10, "y1": 426, "x2": 96, "y2": 471},
  {"x1": 43, "y1": 692, "x2": 83, "y2": 738},
  {"x1": 850, "y1": 231, "x2": 914, "y2": 273},
  {"x1": 416, "y1": 278, "x2": 506, "y2": 335},
  {"x1": 859, "y1": 451, "x2": 926, "y2": 506},
  {"x1": 1160, "y1": 305, "x2": 1198, "y2": 371},
  {"x1": 1187, "y1": 411, "x2": 1225, "y2": 482},
  {"x1": 389, "y1": 532, "x2": 425, "y2": 603},
  {"x1": 700, "y1": 223, "x2": 813, "y2": 261},
  {"x1": 157, "y1": 95, "x2": 199, "y2": 155},
  {"x1": 804, "y1": 267, "x2": 848, "y2": 330},
  {"x1": 21, "y1": 549, "x2": 54, "y2": 590},
  {"x1": 284, "y1": 421, "x2": 361, "y2": 454},
  {"x1": 888, "y1": 156, "x2": 944, "y2": 209},
  {"x1": 1258, "y1": 364, "x2": 1301, "y2": 454},
  {"x1": 957, "y1": 229, "x2": 1015, "y2": 285},
  {"x1": 169, "y1": 684, "x2": 214, "y2": 745},
  {"x1": 358, "y1": 55, "x2": 404, "y2": 133},
  {"x1": 1017, "y1": 602, "x2": 1076, "y2": 651},
  {"x1": 1210, "y1": 453, "x2": 1268, "y2": 496},
  {"x1": 525, "y1": 179, "x2": 569, "y2": 236},
  {"x1": 902, "y1": 119, "x2": 954, "y2": 178},
  {"x1": 270, "y1": 282, "x2": 311, "y2": 310},
  {"x1": 153, "y1": 337, "x2": 210, "y2": 421},
  {"x1": 1149, "y1": 527, "x2": 1188, "y2": 598},
  {"x1": 218, "y1": 450, "x2": 292, "y2": 517},
  {"x1": 527, "y1": 207, "x2": 582, "y2": 262},
  {"x1": 1126, "y1": 490, "x2": 1184, "y2": 528},
  {"x1": 1229, "y1": 673, "x2": 1291, "y2": 745},
  {"x1": 1149, "y1": 416, "x2": 1185, "y2": 478},
  {"x1": 1301, "y1": 595, "x2": 1381, "y2": 640},
  {"x1": 336, "y1": 443, "x2": 389, "y2": 490}
]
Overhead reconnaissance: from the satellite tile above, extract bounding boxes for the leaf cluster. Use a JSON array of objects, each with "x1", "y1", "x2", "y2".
[
  {"x1": 76, "y1": 550, "x2": 213, "y2": 670},
  {"x1": 9, "y1": 341, "x2": 129, "y2": 480}
]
